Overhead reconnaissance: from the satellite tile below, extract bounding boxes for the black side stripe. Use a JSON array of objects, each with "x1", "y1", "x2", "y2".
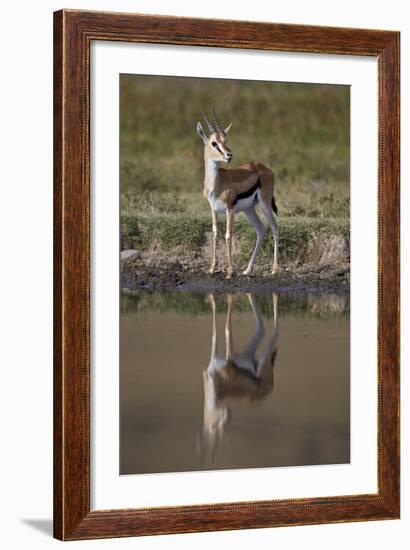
[{"x1": 233, "y1": 179, "x2": 261, "y2": 206}]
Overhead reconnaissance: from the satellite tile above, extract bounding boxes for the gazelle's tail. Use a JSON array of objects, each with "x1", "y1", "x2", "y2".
[{"x1": 271, "y1": 195, "x2": 278, "y2": 216}]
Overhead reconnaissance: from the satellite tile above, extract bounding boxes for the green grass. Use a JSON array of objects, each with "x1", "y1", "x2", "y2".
[
  {"x1": 120, "y1": 75, "x2": 350, "y2": 259},
  {"x1": 121, "y1": 208, "x2": 349, "y2": 264}
]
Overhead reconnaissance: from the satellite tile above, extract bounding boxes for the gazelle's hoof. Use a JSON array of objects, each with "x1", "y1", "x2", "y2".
[
  {"x1": 226, "y1": 272, "x2": 233, "y2": 280},
  {"x1": 271, "y1": 266, "x2": 278, "y2": 275},
  {"x1": 242, "y1": 269, "x2": 251, "y2": 276}
]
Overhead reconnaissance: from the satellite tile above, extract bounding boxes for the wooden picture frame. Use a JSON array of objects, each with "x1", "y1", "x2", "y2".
[{"x1": 54, "y1": 9, "x2": 400, "y2": 540}]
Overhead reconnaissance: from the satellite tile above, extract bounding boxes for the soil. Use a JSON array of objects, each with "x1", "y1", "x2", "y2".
[{"x1": 121, "y1": 253, "x2": 350, "y2": 295}]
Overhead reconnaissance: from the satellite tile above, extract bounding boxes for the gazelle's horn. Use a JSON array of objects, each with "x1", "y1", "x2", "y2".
[
  {"x1": 201, "y1": 105, "x2": 214, "y2": 133},
  {"x1": 212, "y1": 108, "x2": 222, "y2": 133}
]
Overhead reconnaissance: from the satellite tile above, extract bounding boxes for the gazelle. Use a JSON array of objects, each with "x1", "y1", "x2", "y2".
[
  {"x1": 196, "y1": 109, "x2": 279, "y2": 279},
  {"x1": 201, "y1": 293, "x2": 279, "y2": 461}
]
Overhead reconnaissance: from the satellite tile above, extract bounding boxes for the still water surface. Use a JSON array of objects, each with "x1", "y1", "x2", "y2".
[{"x1": 120, "y1": 291, "x2": 349, "y2": 475}]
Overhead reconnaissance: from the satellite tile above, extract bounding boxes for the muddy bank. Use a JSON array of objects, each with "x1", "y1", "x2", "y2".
[
  {"x1": 120, "y1": 209, "x2": 351, "y2": 294},
  {"x1": 121, "y1": 254, "x2": 349, "y2": 294}
]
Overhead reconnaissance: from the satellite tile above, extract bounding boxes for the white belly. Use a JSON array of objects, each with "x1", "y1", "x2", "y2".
[
  {"x1": 207, "y1": 190, "x2": 259, "y2": 213},
  {"x1": 234, "y1": 192, "x2": 259, "y2": 212}
]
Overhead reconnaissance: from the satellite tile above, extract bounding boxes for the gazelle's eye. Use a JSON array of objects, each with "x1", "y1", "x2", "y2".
[{"x1": 211, "y1": 141, "x2": 217, "y2": 147}]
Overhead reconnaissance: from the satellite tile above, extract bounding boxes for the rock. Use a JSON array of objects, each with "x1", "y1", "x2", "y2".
[
  {"x1": 121, "y1": 249, "x2": 141, "y2": 262},
  {"x1": 319, "y1": 235, "x2": 349, "y2": 265}
]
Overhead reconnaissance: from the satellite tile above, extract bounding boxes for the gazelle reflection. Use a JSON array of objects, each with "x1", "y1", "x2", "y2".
[{"x1": 200, "y1": 293, "x2": 279, "y2": 462}]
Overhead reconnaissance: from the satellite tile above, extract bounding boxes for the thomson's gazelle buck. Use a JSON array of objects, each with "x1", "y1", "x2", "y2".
[{"x1": 196, "y1": 108, "x2": 278, "y2": 279}]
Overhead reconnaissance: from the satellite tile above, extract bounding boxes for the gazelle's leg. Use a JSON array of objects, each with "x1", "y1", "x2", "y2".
[
  {"x1": 242, "y1": 207, "x2": 265, "y2": 275},
  {"x1": 229, "y1": 293, "x2": 265, "y2": 377},
  {"x1": 255, "y1": 293, "x2": 279, "y2": 381},
  {"x1": 225, "y1": 208, "x2": 234, "y2": 279},
  {"x1": 272, "y1": 292, "x2": 278, "y2": 328},
  {"x1": 242, "y1": 293, "x2": 265, "y2": 361},
  {"x1": 208, "y1": 294, "x2": 217, "y2": 359},
  {"x1": 260, "y1": 201, "x2": 279, "y2": 274},
  {"x1": 209, "y1": 209, "x2": 218, "y2": 274},
  {"x1": 225, "y1": 293, "x2": 233, "y2": 360}
]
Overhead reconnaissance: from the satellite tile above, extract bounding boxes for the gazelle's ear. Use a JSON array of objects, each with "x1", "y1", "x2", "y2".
[
  {"x1": 224, "y1": 122, "x2": 232, "y2": 134},
  {"x1": 196, "y1": 122, "x2": 208, "y2": 144}
]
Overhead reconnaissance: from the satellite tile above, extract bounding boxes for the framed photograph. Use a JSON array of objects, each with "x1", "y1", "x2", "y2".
[{"x1": 54, "y1": 9, "x2": 400, "y2": 540}]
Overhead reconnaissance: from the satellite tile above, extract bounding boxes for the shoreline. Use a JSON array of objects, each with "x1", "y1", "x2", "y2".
[{"x1": 121, "y1": 259, "x2": 350, "y2": 295}]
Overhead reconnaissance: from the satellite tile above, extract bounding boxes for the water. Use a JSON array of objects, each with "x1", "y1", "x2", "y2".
[{"x1": 120, "y1": 291, "x2": 350, "y2": 475}]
